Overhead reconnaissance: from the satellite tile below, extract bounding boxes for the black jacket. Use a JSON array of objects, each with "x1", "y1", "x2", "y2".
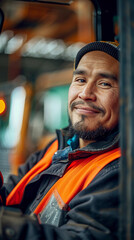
[{"x1": 0, "y1": 128, "x2": 120, "y2": 240}]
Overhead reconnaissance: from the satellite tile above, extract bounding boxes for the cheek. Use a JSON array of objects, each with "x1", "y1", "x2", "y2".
[
  {"x1": 104, "y1": 92, "x2": 119, "y2": 115},
  {"x1": 68, "y1": 86, "x2": 78, "y2": 105},
  {"x1": 110, "y1": 91, "x2": 119, "y2": 110},
  {"x1": 100, "y1": 92, "x2": 119, "y2": 128}
]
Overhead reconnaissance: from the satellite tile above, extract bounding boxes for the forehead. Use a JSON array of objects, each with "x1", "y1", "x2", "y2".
[{"x1": 76, "y1": 51, "x2": 119, "y2": 71}]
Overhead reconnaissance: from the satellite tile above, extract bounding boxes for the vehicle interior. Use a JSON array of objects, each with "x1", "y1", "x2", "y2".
[
  {"x1": 1, "y1": 0, "x2": 134, "y2": 238},
  {"x1": 0, "y1": 0, "x2": 118, "y2": 179}
]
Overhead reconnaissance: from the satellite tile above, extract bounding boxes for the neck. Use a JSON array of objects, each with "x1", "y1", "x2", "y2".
[{"x1": 79, "y1": 138, "x2": 95, "y2": 148}]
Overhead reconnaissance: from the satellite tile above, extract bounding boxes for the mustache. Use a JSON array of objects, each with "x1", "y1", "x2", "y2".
[{"x1": 70, "y1": 100, "x2": 105, "y2": 115}]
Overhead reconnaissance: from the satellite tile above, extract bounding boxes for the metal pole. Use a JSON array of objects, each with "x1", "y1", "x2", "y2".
[{"x1": 119, "y1": 0, "x2": 134, "y2": 239}]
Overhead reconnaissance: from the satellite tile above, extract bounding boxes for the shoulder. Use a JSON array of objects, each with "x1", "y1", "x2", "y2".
[
  {"x1": 70, "y1": 158, "x2": 120, "y2": 207},
  {"x1": 20, "y1": 138, "x2": 57, "y2": 173},
  {"x1": 92, "y1": 157, "x2": 120, "y2": 184},
  {"x1": 2, "y1": 138, "x2": 57, "y2": 196}
]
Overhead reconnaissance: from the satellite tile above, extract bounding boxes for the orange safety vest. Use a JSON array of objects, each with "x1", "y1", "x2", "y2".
[{"x1": 6, "y1": 140, "x2": 121, "y2": 216}]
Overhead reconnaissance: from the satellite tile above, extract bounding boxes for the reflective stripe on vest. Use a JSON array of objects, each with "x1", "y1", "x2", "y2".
[
  {"x1": 6, "y1": 140, "x2": 121, "y2": 216},
  {"x1": 6, "y1": 140, "x2": 58, "y2": 206}
]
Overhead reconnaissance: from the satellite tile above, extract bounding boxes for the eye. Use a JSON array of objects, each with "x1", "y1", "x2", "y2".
[
  {"x1": 74, "y1": 78, "x2": 86, "y2": 84},
  {"x1": 97, "y1": 81, "x2": 112, "y2": 89}
]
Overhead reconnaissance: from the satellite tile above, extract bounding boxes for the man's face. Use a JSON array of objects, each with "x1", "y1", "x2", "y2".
[{"x1": 68, "y1": 51, "x2": 119, "y2": 140}]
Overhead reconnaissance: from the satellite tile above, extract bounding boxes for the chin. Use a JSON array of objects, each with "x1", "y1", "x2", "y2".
[{"x1": 69, "y1": 118, "x2": 119, "y2": 141}]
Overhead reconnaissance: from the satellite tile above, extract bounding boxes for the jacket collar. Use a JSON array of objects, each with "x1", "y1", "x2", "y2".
[{"x1": 56, "y1": 127, "x2": 120, "y2": 154}]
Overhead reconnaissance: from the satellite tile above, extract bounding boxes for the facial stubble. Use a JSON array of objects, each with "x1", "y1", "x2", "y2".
[{"x1": 68, "y1": 112, "x2": 117, "y2": 141}]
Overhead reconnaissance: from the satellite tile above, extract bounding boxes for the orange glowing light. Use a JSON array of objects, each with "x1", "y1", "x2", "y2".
[{"x1": 0, "y1": 98, "x2": 6, "y2": 114}]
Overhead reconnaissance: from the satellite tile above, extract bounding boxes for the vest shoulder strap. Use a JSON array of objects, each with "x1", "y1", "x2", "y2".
[{"x1": 6, "y1": 140, "x2": 58, "y2": 205}]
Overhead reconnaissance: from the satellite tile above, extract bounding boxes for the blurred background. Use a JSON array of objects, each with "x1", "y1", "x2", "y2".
[{"x1": 0, "y1": 0, "x2": 118, "y2": 181}]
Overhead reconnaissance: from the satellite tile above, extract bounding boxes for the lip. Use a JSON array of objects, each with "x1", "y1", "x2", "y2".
[{"x1": 74, "y1": 105, "x2": 100, "y2": 115}]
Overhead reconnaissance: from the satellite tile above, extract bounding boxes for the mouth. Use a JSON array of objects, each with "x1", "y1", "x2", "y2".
[
  {"x1": 74, "y1": 105, "x2": 100, "y2": 115},
  {"x1": 70, "y1": 101, "x2": 105, "y2": 117}
]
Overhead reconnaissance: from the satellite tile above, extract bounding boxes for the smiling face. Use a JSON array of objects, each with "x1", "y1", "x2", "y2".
[{"x1": 68, "y1": 51, "x2": 119, "y2": 147}]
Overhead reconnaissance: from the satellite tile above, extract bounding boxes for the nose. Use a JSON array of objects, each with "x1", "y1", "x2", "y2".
[{"x1": 78, "y1": 82, "x2": 96, "y2": 101}]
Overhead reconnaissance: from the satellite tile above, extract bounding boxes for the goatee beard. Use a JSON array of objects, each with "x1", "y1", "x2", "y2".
[{"x1": 68, "y1": 117, "x2": 118, "y2": 141}]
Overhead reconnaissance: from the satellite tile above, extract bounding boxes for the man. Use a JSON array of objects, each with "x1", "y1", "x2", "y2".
[{"x1": 0, "y1": 41, "x2": 120, "y2": 240}]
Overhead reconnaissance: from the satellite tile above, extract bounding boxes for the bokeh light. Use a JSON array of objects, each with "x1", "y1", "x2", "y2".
[{"x1": 0, "y1": 98, "x2": 6, "y2": 115}]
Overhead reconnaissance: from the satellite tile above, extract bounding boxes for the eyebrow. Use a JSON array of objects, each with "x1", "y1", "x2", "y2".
[
  {"x1": 99, "y1": 73, "x2": 118, "y2": 82},
  {"x1": 73, "y1": 69, "x2": 88, "y2": 76},
  {"x1": 73, "y1": 69, "x2": 118, "y2": 82}
]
